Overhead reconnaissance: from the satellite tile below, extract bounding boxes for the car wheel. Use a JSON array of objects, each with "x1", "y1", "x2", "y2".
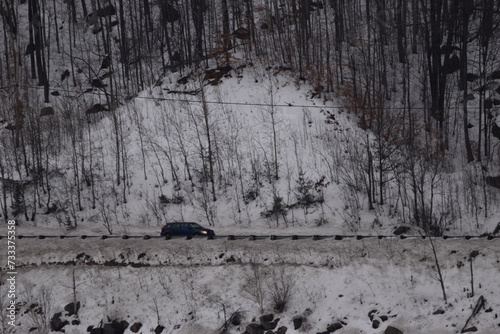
[{"x1": 163, "y1": 234, "x2": 171, "y2": 240}]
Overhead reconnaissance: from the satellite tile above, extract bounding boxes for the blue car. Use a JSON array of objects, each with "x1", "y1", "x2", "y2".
[{"x1": 160, "y1": 222, "x2": 215, "y2": 237}]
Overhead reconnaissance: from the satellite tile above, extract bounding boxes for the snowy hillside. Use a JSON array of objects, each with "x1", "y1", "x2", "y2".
[
  {"x1": 2, "y1": 1, "x2": 500, "y2": 334},
  {"x1": 1, "y1": 235, "x2": 499, "y2": 334},
  {"x1": 1, "y1": 0, "x2": 500, "y2": 236}
]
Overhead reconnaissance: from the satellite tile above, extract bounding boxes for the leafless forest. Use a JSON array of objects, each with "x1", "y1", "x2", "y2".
[{"x1": 1, "y1": 0, "x2": 500, "y2": 234}]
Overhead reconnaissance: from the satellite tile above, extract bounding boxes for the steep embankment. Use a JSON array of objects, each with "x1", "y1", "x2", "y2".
[{"x1": 2, "y1": 236, "x2": 500, "y2": 334}]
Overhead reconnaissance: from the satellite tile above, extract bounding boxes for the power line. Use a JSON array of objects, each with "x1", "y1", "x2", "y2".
[{"x1": 3, "y1": 83, "x2": 491, "y2": 111}]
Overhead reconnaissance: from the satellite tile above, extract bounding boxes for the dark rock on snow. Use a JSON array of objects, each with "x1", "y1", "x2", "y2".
[
  {"x1": 385, "y1": 325, "x2": 404, "y2": 334},
  {"x1": 433, "y1": 308, "x2": 445, "y2": 315},
  {"x1": 393, "y1": 226, "x2": 410, "y2": 236},
  {"x1": 129, "y1": 322, "x2": 142, "y2": 333},
  {"x1": 276, "y1": 326, "x2": 288, "y2": 334},
  {"x1": 293, "y1": 316, "x2": 303, "y2": 330},
  {"x1": 64, "y1": 301, "x2": 81, "y2": 316},
  {"x1": 50, "y1": 312, "x2": 69, "y2": 332},
  {"x1": 154, "y1": 325, "x2": 165, "y2": 334},
  {"x1": 245, "y1": 323, "x2": 264, "y2": 334},
  {"x1": 326, "y1": 321, "x2": 344, "y2": 332}
]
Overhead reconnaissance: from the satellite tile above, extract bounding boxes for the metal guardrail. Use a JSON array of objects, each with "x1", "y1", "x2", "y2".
[{"x1": 0, "y1": 234, "x2": 498, "y2": 240}]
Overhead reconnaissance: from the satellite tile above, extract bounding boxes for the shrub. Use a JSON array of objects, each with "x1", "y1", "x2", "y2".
[
  {"x1": 267, "y1": 268, "x2": 295, "y2": 313},
  {"x1": 260, "y1": 195, "x2": 288, "y2": 226}
]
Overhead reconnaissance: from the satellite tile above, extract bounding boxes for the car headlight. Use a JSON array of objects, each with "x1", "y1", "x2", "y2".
[{"x1": 200, "y1": 230, "x2": 207, "y2": 234}]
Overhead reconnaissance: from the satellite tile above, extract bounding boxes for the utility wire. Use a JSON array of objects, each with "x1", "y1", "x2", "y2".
[{"x1": 1, "y1": 83, "x2": 491, "y2": 111}]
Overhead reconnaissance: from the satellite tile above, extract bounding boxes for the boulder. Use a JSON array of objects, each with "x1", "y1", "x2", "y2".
[
  {"x1": 103, "y1": 323, "x2": 116, "y2": 334},
  {"x1": 233, "y1": 27, "x2": 250, "y2": 39},
  {"x1": 64, "y1": 301, "x2": 81, "y2": 316},
  {"x1": 326, "y1": 322, "x2": 343, "y2": 332},
  {"x1": 103, "y1": 320, "x2": 129, "y2": 334},
  {"x1": 130, "y1": 322, "x2": 142, "y2": 333},
  {"x1": 276, "y1": 326, "x2": 287, "y2": 334},
  {"x1": 154, "y1": 325, "x2": 165, "y2": 334},
  {"x1": 260, "y1": 314, "x2": 274, "y2": 323},
  {"x1": 245, "y1": 323, "x2": 264, "y2": 334},
  {"x1": 385, "y1": 326, "x2": 403, "y2": 334},
  {"x1": 393, "y1": 226, "x2": 410, "y2": 236},
  {"x1": 50, "y1": 312, "x2": 69, "y2": 332},
  {"x1": 433, "y1": 308, "x2": 445, "y2": 315},
  {"x1": 231, "y1": 312, "x2": 242, "y2": 326},
  {"x1": 368, "y1": 309, "x2": 378, "y2": 321},
  {"x1": 293, "y1": 316, "x2": 303, "y2": 330},
  {"x1": 262, "y1": 318, "x2": 280, "y2": 330}
]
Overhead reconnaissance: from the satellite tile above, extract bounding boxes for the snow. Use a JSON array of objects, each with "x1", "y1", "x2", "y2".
[
  {"x1": 1, "y1": 46, "x2": 500, "y2": 334},
  {"x1": 1, "y1": 234, "x2": 499, "y2": 333}
]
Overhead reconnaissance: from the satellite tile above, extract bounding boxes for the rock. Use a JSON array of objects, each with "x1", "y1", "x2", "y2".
[
  {"x1": 154, "y1": 325, "x2": 165, "y2": 334},
  {"x1": 103, "y1": 323, "x2": 116, "y2": 334},
  {"x1": 368, "y1": 309, "x2": 378, "y2": 321},
  {"x1": 262, "y1": 318, "x2": 280, "y2": 330},
  {"x1": 326, "y1": 322, "x2": 343, "y2": 332},
  {"x1": 50, "y1": 312, "x2": 69, "y2": 332},
  {"x1": 372, "y1": 319, "x2": 380, "y2": 329},
  {"x1": 260, "y1": 314, "x2": 274, "y2": 323},
  {"x1": 433, "y1": 308, "x2": 445, "y2": 315},
  {"x1": 130, "y1": 322, "x2": 142, "y2": 333},
  {"x1": 380, "y1": 315, "x2": 388, "y2": 322},
  {"x1": 462, "y1": 327, "x2": 478, "y2": 332},
  {"x1": 231, "y1": 312, "x2": 242, "y2": 326},
  {"x1": 276, "y1": 326, "x2": 287, "y2": 334},
  {"x1": 245, "y1": 323, "x2": 264, "y2": 334},
  {"x1": 393, "y1": 226, "x2": 410, "y2": 235},
  {"x1": 40, "y1": 106, "x2": 54, "y2": 117},
  {"x1": 385, "y1": 326, "x2": 403, "y2": 334},
  {"x1": 72, "y1": 319, "x2": 80, "y2": 325},
  {"x1": 64, "y1": 301, "x2": 81, "y2": 316},
  {"x1": 232, "y1": 27, "x2": 250, "y2": 39},
  {"x1": 293, "y1": 316, "x2": 303, "y2": 330},
  {"x1": 103, "y1": 320, "x2": 128, "y2": 334}
]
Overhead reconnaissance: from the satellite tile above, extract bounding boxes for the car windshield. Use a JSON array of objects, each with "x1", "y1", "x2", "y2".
[{"x1": 188, "y1": 223, "x2": 202, "y2": 229}]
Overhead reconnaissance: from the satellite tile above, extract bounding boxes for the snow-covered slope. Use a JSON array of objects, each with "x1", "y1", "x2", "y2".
[
  {"x1": 9, "y1": 64, "x2": 499, "y2": 237},
  {"x1": 2, "y1": 235, "x2": 499, "y2": 334}
]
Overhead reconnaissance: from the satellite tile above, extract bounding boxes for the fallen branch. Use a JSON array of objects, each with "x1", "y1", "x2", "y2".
[{"x1": 461, "y1": 295, "x2": 485, "y2": 333}]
